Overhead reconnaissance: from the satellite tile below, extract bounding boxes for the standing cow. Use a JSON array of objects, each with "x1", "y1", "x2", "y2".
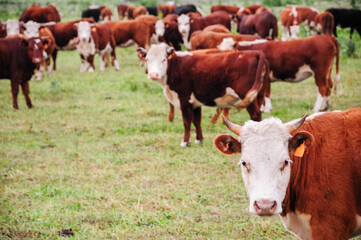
[
  {"x1": 326, "y1": 8, "x2": 361, "y2": 39},
  {"x1": 0, "y1": 37, "x2": 48, "y2": 109},
  {"x1": 214, "y1": 109, "x2": 361, "y2": 239},
  {"x1": 19, "y1": 3, "x2": 61, "y2": 23},
  {"x1": 137, "y1": 43, "x2": 269, "y2": 147}
]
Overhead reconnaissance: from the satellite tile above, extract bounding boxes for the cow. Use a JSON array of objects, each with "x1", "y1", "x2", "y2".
[
  {"x1": 19, "y1": 4, "x2": 61, "y2": 23},
  {"x1": 133, "y1": 6, "x2": 147, "y2": 19},
  {"x1": 286, "y1": 5, "x2": 319, "y2": 33},
  {"x1": 46, "y1": 18, "x2": 95, "y2": 70},
  {"x1": 236, "y1": 11, "x2": 278, "y2": 39},
  {"x1": 0, "y1": 37, "x2": 48, "y2": 109},
  {"x1": 190, "y1": 31, "x2": 260, "y2": 50},
  {"x1": 211, "y1": 4, "x2": 240, "y2": 15},
  {"x1": 163, "y1": 13, "x2": 178, "y2": 23},
  {"x1": 326, "y1": 8, "x2": 361, "y2": 39},
  {"x1": 174, "y1": 4, "x2": 199, "y2": 16},
  {"x1": 158, "y1": 2, "x2": 177, "y2": 17},
  {"x1": 236, "y1": 35, "x2": 340, "y2": 113},
  {"x1": 102, "y1": 20, "x2": 150, "y2": 49},
  {"x1": 280, "y1": 6, "x2": 302, "y2": 40},
  {"x1": 137, "y1": 43, "x2": 269, "y2": 147},
  {"x1": 81, "y1": 6, "x2": 105, "y2": 22},
  {"x1": 178, "y1": 11, "x2": 231, "y2": 49},
  {"x1": 5, "y1": 19, "x2": 20, "y2": 36},
  {"x1": 146, "y1": 6, "x2": 158, "y2": 16},
  {"x1": 315, "y1": 12, "x2": 334, "y2": 35},
  {"x1": 100, "y1": 7, "x2": 113, "y2": 22},
  {"x1": 156, "y1": 20, "x2": 183, "y2": 50},
  {"x1": 214, "y1": 109, "x2": 361, "y2": 240},
  {"x1": 117, "y1": 4, "x2": 133, "y2": 19},
  {"x1": 135, "y1": 15, "x2": 160, "y2": 44}
]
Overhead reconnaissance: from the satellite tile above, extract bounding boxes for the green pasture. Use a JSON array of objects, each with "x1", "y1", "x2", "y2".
[{"x1": 1, "y1": 0, "x2": 361, "y2": 239}]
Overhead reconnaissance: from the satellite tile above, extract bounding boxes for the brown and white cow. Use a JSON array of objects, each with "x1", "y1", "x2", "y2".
[
  {"x1": 75, "y1": 21, "x2": 119, "y2": 73},
  {"x1": 280, "y1": 7, "x2": 302, "y2": 40},
  {"x1": 214, "y1": 109, "x2": 361, "y2": 239},
  {"x1": 0, "y1": 37, "x2": 48, "y2": 109},
  {"x1": 137, "y1": 43, "x2": 268, "y2": 147},
  {"x1": 178, "y1": 11, "x2": 231, "y2": 49},
  {"x1": 190, "y1": 31, "x2": 260, "y2": 50},
  {"x1": 315, "y1": 12, "x2": 334, "y2": 35},
  {"x1": 100, "y1": 7, "x2": 113, "y2": 22},
  {"x1": 46, "y1": 18, "x2": 95, "y2": 70},
  {"x1": 236, "y1": 35, "x2": 340, "y2": 113},
  {"x1": 286, "y1": 5, "x2": 319, "y2": 33},
  {"x1": 19, "y1": 3, "x2": 61, "y2": 23},
  {"x1": 155, "y1": 19, "x2": 183, "y2": 51}
]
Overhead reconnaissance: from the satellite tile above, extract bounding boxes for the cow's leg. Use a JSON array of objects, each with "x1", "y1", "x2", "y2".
[
  {"x1": 222, "y1": 108, "x2": 230, "y2": 124},
  {"x1": 350, "y1": 27, "x2": 354, "y2": 39},
  {"x1": 111, "y1": 47, "x2": 120, "y2": 71},
  {"x1": 10, "y1": 80, "x2": 20, "y2": 109},
  {"x1": 36, "y1": 64, "x2": 44, "y2": 81},
  {"x1": 52, "y1": 48, "x2": 58, "y2": 70},
  {"x1": 168, "y1": 103, "x2": 174, "y2": 122},
  {"x1": 246, "y1": 101, "x2": 262, "y2": 121},
  {"x1": 99, "y1": 53, "x2": 106, "y2": 72},
  {"x1": 87, "y1": 55, "x2": 95, "y2": 73},
  {"x1": 21, "y1": 81, "x2": 32, "y2": 108},
  {"x1": 80, "y1": 55, "x2": 87, "y2": 72},
  {"x1": 210, "y1": 108, "x2": 222, "y2": 123},
  {"x1": 192, "y1": 107, "x2": 203, "y2": 144},
  {"x1": 313, "y1": 71, "x2": 332, "y2": 112},
  {"x1": 180, "y1": 103, "x2": 193, "y2": 147}
]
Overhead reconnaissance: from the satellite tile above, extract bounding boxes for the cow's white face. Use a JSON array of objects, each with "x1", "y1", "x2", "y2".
[
  {"x1": 24, "y1": 21, "x2": 40, "y2": 38},
  {"x1": 77, "y1": 21, "x2": 92, "y2": 43},
  {"x1": 177, "y1": 14, "x2": 190, "y2": 36},
  {"x1": 238, "y1": 118, "x2": 292, "y2": 216},
  {"x1": 155, "y1": 20, "x2": 165, "y2": 37},
  {"x1": 214, "y1": 116, "x2": 311, "y2": 216},
  {"x1": 217, "y1": 37, "x2": 235, "y2": 50},
  {"x1": 140, "y1": 43, "x2": 174, "y2": 81},
  {"x1": 6, "y1": 19, "x2": 19, "y2": 36}
]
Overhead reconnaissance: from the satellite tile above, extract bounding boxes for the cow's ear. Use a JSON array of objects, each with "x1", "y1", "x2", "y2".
[
  {"x1": 42, "y1": 38, "x2": 49, "y2": 49},
  {"x1": 289, "y1": 131, "x2": 314, "y2": 157},
  {"x1": 214, "y1": 134, "x2": 242, "y2": 155},
  {"x1": 20, "y1": 38, "x2": 29, "y2": 48},
  {"x1": 166, "y1": 46, "x2": 174, "y2": 59},
  {"x1": 136, "y1": 47, "x2": 147, "y2": 61}
]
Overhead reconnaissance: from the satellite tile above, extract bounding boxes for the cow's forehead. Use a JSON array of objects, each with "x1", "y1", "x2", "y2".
[
  {"x1": 78, "y1": 21, "x2": 91, "y2": 29},
  {"x1": 147, "y1": 44, "x2": 168, "y2": 58},
  {"x1": 178, "y1": 14, "x2": 189, "y2": 23},
  {"x1": 25, "y1": 21, "x2": 39, "y2": 28},
  {"x1": 155, "y1": 20, "x2": 164, "y2": 28}
]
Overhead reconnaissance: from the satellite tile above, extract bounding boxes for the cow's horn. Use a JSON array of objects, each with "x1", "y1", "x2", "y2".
[
  {"x1": 222, "y1": 115, "x2": 242, "y2": 135},
  {"x1": 284, "y1": 115, "x2": 307, "y2": 134}
]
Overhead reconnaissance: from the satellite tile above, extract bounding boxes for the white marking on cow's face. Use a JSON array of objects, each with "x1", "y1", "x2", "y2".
[
  {"x1": 24, "y1": 20, "x2": 40, "y2": 38},
  {"x1": 217, "y1": 37, "x2": 235, "y2": 50},
  {"x1": 238, "y1": 118, "x2": 292, "y2": 215},
  {"x1": 77, "y1": 21, "x2": 92, "y2": 43},
  {"x1": 189, "y1": 93, "x2": 204, "y2": 108},
  {"x1": 6, "y1": 19, "x2": 19, "y2": 36},
  {"x1": 155, "y1": 20, "x2": 165, "y2": 37},
  {"x1": 177, "y1": 14, "x2": 191, "y2": 49},
  {"x1": 281, "y1": 211, "x2": 312, "y2": 240},
  {"x1": 145, "y1": 43, "x2": 171, "y2": 81}
]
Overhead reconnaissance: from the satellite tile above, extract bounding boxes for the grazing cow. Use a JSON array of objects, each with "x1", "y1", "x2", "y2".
[
  {"x1": 236, "y1": 35, "x2": 340, "y2": 113},
  {"x1": 326, "y1": 8, "x2": 361, "y2": 39},
  {"x1": 81, "y1": 6, "x2": 105, "y2": 22},
  {"x1": 190, "y1": 31, "x2": 260, "y2": 50},
  {"x1": 103, "y1": 20, "x2": 150, "y2": 48},
  {"x1": 100, "y1": 7, "x2": 113, "y2": 22},
  {"x1": 46, "y1": 18, "x2": 95, "y2": 70},
  {"x1": 174, "y1": 4, "x2": 199, "y2": 16},
  {"x1": 315, "y1": 12, "x2": 334, "y2": 35},
  {"x1": 19, "y1": 4, "x2": 61, "y2": 23},
  {"x1": 158, "y1": 2, "x2": 177, "y2": 17},
  {"x1": 0, "y1": 37, "x2": 48, "y2": 109},
  {"x1": 146, "y1": 6, "x2": 158, "y2": 16},
  {"x1": 137, "y1": 43, "x2": 269, "y2": 146},
  {"x1": 280, "y1": 7, "x2": 302, "y2": 40},
  {"x1": 236, "y1": 11, "x2": 278, "y2": 39},
  {"x1": 214, "y1": 109, "x2": 361, "y2": 240},
  {"x1": 178, "y1": 11, "x2": 231, "y2": 49},
  {"x1": 5, "y1": 19, "x2": 20, "y2": 36},
  {"x1": 75, "y1": 21, "x2": 119, "y2": 73},
  {"x1": 286, "y1": 5, "x2": 319, "y2": 33},
  {"x1": 133, "y1": 6, "x2": 147, "y2": 18},
  {"x1": 211, "y1": 5, "x2": 240, "y2": 15}
]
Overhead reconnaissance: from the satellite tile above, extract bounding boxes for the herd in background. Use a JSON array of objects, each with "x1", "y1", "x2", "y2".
[{"x1": 0, "y1": 2, "x2": 360, "y2": 145}]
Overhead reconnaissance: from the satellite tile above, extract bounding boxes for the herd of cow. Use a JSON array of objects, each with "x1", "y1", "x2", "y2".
[{"x1": 0, "y1": 2, "x2": 361, "y2": 240}]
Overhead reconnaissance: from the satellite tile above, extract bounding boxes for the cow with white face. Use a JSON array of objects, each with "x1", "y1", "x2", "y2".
[
  {"x1": 155, "y1": 20, "x2": 165, "y2": 39},
  {"x1": 23, "y1": 20, "x2": 40, "y2": 38},
  {"x1": 177, "y1": 14, "x2": 191, "y2": 49},
  {"x1": 6, "y1": 19, "x2": 20, "y2": 36},
  {"x1": 76, "y1": 21, "x2": 96, "y2": 72},
  {"x1": 214, "y1": 109, "x2": 361, "y2": 239}
]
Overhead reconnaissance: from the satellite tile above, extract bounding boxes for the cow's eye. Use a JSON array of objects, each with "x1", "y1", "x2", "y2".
[
  {"x1": 162, "y1": 58, "x2": 166, "y2": 62},
  {"x1": 282, "y1": 159, "x2": 292, "y2": 170}
]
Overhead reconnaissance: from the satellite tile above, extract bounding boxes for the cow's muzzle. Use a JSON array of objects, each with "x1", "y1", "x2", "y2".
[
  {"x1": 254, "y1": 199, "x2": 277, "y2": 216},
  {"x1": 149, "y1": 72, "x2": 159, "y2": 80}
]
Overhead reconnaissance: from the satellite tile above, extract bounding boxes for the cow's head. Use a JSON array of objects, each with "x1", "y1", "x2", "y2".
[
  {"x1": 177, "y1": 14, "x2": 190, "y2": 36},
  {"x1": 155, "y1": 20, "x2": 165, "y2": 37},
  {"x1": 214, "y1": 115, "x2": 314, "y2": 216},
  {"x1": 6, "y1": 19, "x2": 20, "y2": 36},
  {"x1": 75, "y1": 21, "x2": 94, "y2": 43},
  {"x1": 23, "y1": 20, "x2": 40, "y2": 38},
  {"x1": 137, "y1": 43, "x2": 174, "y2": 81},
  {"x1": 20, "y1": 37, "x2": 49, "y2": 64}
]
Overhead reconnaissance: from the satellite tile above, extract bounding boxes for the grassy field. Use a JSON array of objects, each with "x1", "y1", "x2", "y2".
[{"x1": 1, "y1": 1, "x2": 361, "y2": 239}]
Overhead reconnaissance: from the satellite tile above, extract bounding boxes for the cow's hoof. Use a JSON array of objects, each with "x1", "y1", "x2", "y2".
[
  {"x1": 195, "y1": 139, "x2": 203, "y2": 145},
  {"x1": 180, "y1": 141, "x2": 190, "y2": 147}
]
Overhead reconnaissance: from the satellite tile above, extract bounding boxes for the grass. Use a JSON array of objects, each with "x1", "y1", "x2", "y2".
[{"x1": 1, "y1": 1, "x2": 361, "y2": 239}]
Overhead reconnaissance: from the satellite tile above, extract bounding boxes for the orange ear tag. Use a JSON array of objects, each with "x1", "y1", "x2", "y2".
[
  {"x1": 294, "y1": 142, "x2": 305, "y2": 157},
  {"x1": 167, "y1": 54, "x2": 173, "y2": 60}
]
